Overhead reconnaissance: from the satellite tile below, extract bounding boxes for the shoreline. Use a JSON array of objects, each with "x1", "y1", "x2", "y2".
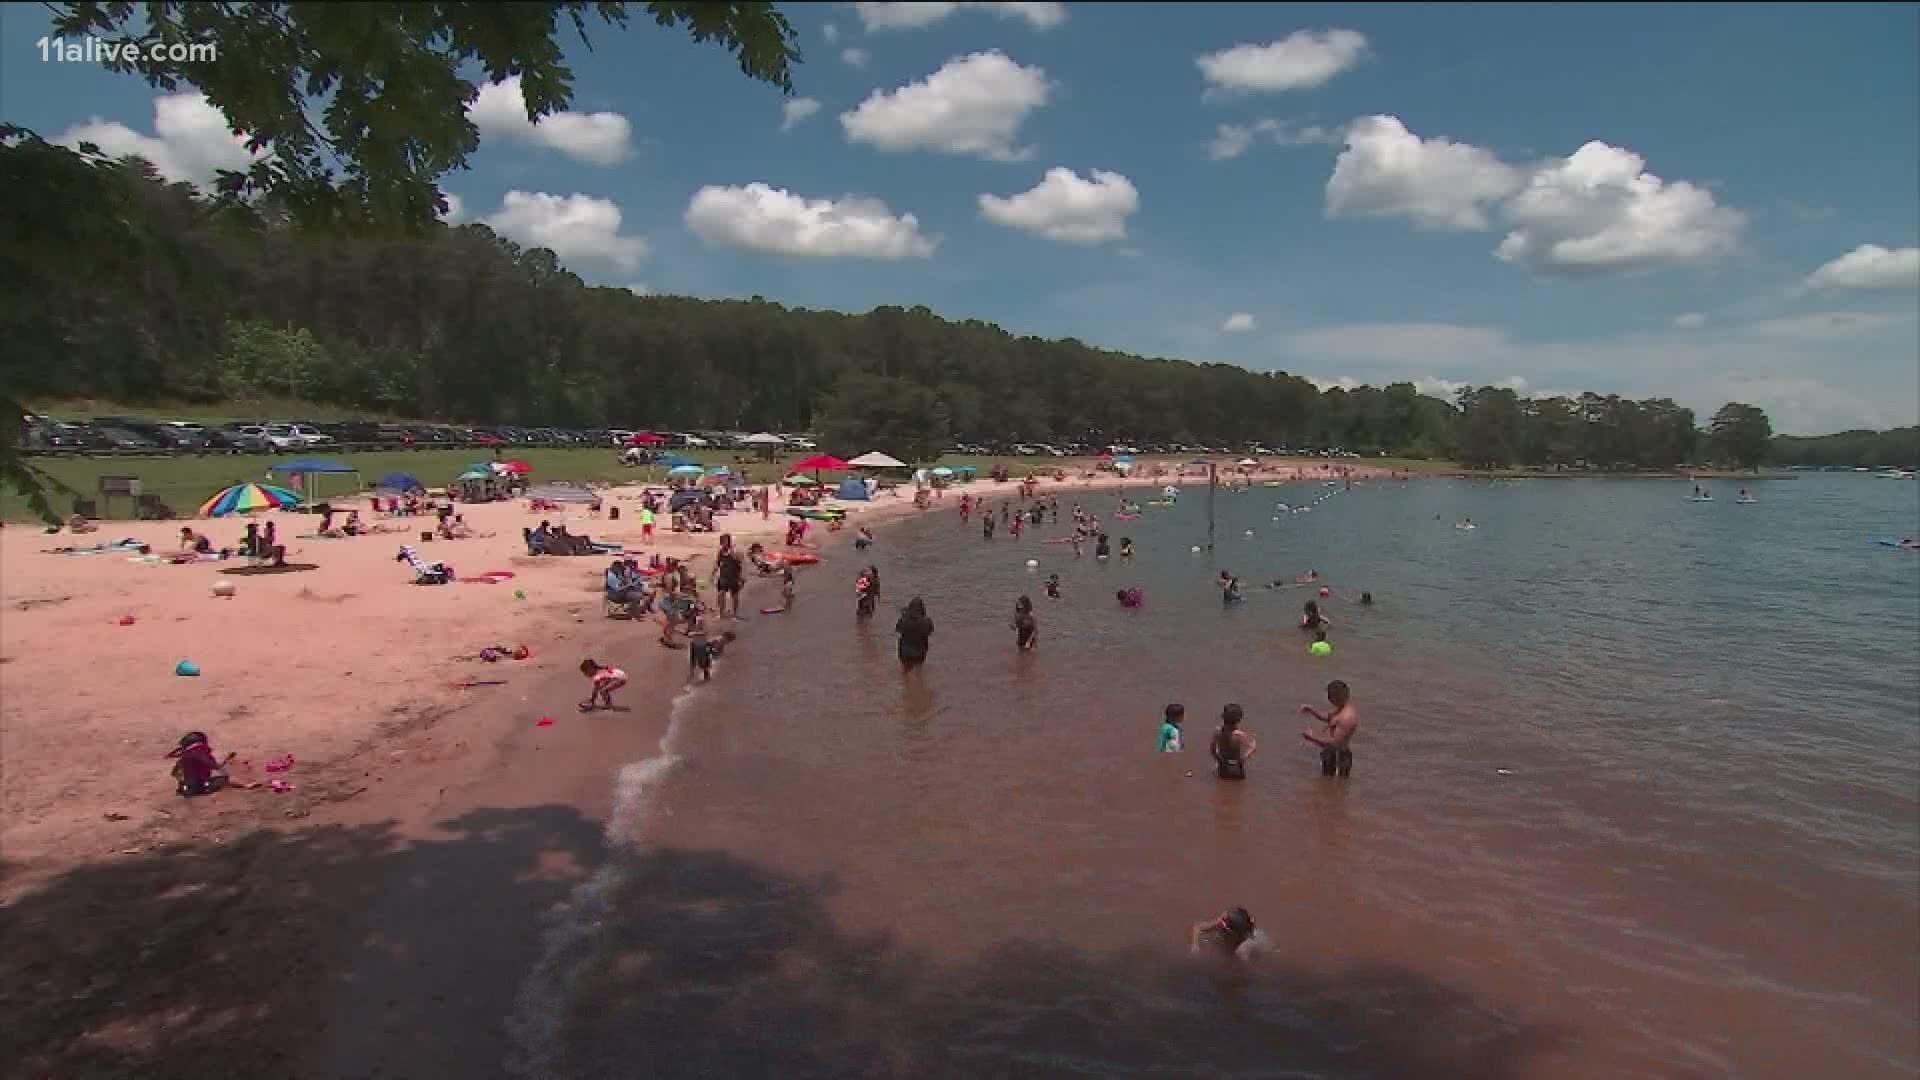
[{"x1": 0, "y1": 464, "x2": 1397, "y2": 1074}]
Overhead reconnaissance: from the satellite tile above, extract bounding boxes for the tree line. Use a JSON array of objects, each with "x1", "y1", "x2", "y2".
[
  {"x1": 1770, "y1": 428, "x2": 1919, "y2": 469},
  {"x1": 6, "y1": 134, "x2": 1805, "y2": 471}
]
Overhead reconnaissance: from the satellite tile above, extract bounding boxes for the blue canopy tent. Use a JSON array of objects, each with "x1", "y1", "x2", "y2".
[
  {"x1": 835, "y1": 477, "x2": 871, "y2": 501},
  {"x1": 268, "y1": 457, "x2": 360, "y2": 501},
  {"x1": 376, "y1": 471, "x2": 424, "y2": 493}
]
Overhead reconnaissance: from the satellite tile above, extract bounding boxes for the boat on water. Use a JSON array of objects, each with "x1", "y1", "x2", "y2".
[{"x1": 1875, "y1": 469, "x2": 1915, "y2": 479}]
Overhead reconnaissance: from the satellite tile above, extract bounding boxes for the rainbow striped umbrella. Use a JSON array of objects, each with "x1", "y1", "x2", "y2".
[{"x1": 199, "y1": 482, "x2": 303, "y2": 517}]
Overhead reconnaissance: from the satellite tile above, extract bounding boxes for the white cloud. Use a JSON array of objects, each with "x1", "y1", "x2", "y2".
[
  {"x1": 1117, "y1": 246, "x2": 1145, "y2": 258},
  {"x1": 1672, "y1": 312, "x2": 1708, "y2": 329},
  {"x1": 780, "y1": 97, "x2": 822, "y2": 132},
  {"x1": 1207, "y1": 117, "x2": 1341, "y2": 160},
  {"x1": 55, "y1": 91, "x2": 261, "y2": 188},
  {"x1": 1495, "y1": 142, "x2": 1745, "y2": 276},
  {"x1": 1196, "y1": 29, "x2": 1368, "y2": 97},
  {"x1": 483, "y1": 191, "x2": 649, "y2": 271},
  {"x1": 978, "y1": 167, "x2": 1139, "y2": 245},
  {"x1": 853, "y1": 2, "x2": 1066, "y2": 32},
  {"x1": 1222, "y1": 312, "x2": 1256, "y2": 333},
  {"x1": 823, "y1": 22, "x2": 840, "y2": 43},
  {"x1": 469, "y1": 75, "x2": 632, "y2": 165},
  {"x1": 440, "y1": 193, "x2": 466, "y2": 223},
  {"x1": 1326, "y1": 116, "x2": 1746, "y2": 275},
  {"x1": 684, "y1": 182, "x2": 937, "y2": 259},
  {"x1": 1326, "y1": 115, "x2": 1523, "y2": 230},
  {"x1": 841, "y1": 47, "x2": 870, "y2": 69},
  {"x1": 1805, "y1": 244, "x2": 1920, "y2": 291},
  {"x1": 841, "y1": 50, "x2": 1050, "y2": 161},
  {"x1": 624, "y1": 283, "x2": 652, "y2": 296},
  {"x1": 1738, "y1": 311, "x2": 1908, "y2": 341}
]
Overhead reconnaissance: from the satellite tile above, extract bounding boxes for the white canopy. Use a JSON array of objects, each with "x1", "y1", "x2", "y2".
[
  {"x1": 741, "y1": 432, "x2": 786, "y2": 446},
  {"x1": 848, "y1": 451, "x2": 909, "y2": 468},
  {"x1": 1237, "y1": 457, "x2": 1259, "y2": 466}
]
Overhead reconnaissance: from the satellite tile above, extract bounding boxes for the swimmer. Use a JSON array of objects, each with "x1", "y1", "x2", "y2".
[
  {"x1": 853, "y1": 525, "x2": 875, "y2": 550},
  {"x1": 1300, "y1": 679, "x2": 1358, "y2": 777},
  {"x1": 1296, "y1": 569, "x2": 1319, "y2": 585},
  {"x1": 1210, "y1": 704, "x2": 1255, "y2": 780},
  {"x1": 1300, "y1": 600, "x2": 1329, "y2": 631},
  {"x1": 1044, "y1": 573, "x2": 1062, "y2": 600},
  {"x1": 1189, "y1": 907, "x2": 1260, "y2": 964},
  {"x1": 1117, "y1": 588, "x2": 1144, "y2": 608},
  {"x1": 1217, "y1": 571, "x2": 1242, "y2": 605},
  {"x1": 1012, "y1": 595, "x2": 1038, "y2": 651},
  {"x1": 1308, "y1": 629, "x2": 1332, "y2": 656},
  {"x1": 1095, "y1": 533, "x2": 1111, "y2": 560},
  {"x1": 1360, "y1": 591, "x2": 1373, "y2": 606},
  {"x1": 1119, "y1": 537, "x2": 1133, "y2": 559},
  {"x1": 1158, "y1": 704, "x2": 1185, "y2": 752}
]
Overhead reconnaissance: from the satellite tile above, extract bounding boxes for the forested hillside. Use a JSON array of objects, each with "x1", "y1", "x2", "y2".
[{"x1": 5, "y1": 132, "x2": 1800, "y2": 470}]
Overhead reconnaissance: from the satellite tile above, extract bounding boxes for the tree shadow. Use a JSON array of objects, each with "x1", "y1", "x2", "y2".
[
  {"x1": 0, "y1": 804, "x2": 604, "y2": 1080},
  {"x1": 1, "y1": 822, "x2": 1565, "y2": 1080},
  {"x1": 548, "y1": 847, "x2": 1568, "y2": 1080}
]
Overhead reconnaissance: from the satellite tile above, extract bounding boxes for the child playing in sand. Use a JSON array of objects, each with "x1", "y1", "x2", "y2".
[
  {"x1": 168, "y1": 731, "x2": 234, "y2": 796},
  {"x1": 578, "y1": 659, "x2": 628, "y2": 711}
]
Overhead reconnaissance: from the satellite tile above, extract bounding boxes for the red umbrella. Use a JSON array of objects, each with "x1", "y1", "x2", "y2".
[
  {"x1": 498, "y1": 460, "x2": 533, "y2": 474},
  {"x1": 626, "y1": 432, "x2": 666, "y2": 446},
  {"x1": 792, "y1": 453, "x2": 849, "y2": 472}
]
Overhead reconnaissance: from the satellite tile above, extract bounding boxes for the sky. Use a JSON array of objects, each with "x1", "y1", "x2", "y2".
[{"x1": 5, "y1": 2, "x2": 1917, "y2": 434}]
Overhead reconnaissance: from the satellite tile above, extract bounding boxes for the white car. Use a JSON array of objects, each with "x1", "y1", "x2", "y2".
[
  {"x1": 263, "y1": 423, "x2": 331, "y2": 449},
  {"x1": 676, "y1": 433, "x2": 710, "y2": 448}
]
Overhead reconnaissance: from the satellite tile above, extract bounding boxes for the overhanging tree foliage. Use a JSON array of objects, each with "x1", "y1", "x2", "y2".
[
  {"x1": 46, "y1": 1, "x2": 801, "y2": 230},
  {"x1": 1710, "y1": 402, "x2": 1774, "y2": 470}
]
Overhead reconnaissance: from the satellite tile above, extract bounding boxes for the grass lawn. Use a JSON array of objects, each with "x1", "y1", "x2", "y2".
[{"x1": 6, "y1": 448, "x2": 1441, "y2": 522}]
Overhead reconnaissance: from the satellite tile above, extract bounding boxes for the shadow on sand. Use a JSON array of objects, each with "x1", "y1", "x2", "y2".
[{"x1": 0, "y1": 809, "x2": 1566, "y2": 1080}]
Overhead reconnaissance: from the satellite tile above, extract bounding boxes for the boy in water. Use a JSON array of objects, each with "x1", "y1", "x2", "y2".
[
  {"x1": 1044, "y1": 573, "x2": 1061, "y2": 600},
  {"x1": 1300, "y1": 679, "x2": 1358, "y2": 777},
  {"x1": 1189, "y1": 907, "x2": 1259, "y2": 963},
  {"x1": 1158, "y1": 704, "x2": 1185, "y2": 752},
  {"x1": 1119, "y1": 537, "x2": 1133, "y2": 559}
]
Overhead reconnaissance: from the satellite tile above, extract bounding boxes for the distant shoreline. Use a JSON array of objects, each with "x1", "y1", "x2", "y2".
[{"x1": 1436, "y1": 468, "x2": 1794, "y2": 481}]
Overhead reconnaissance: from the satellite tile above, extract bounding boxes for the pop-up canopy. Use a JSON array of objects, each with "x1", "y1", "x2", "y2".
[{"x1": 848, "y1": 451, "x2": 909, "y2": 468}]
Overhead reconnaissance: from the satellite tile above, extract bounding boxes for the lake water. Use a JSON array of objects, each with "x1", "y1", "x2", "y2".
[{"x1": 512, "y1": 474, "x2": 1920, "y2": 1079}]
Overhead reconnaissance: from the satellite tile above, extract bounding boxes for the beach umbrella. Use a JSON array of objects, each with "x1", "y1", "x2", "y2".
[
  {"x1": 668, "y1": 464, "x2": 704, "y2": 476},
  {"x1": 792, "y1": 453, "x2": 849, "y2": 472},
  {"x1": 707, "y1": 466, "x2": 732, "y2": 475},
  {"x1": 785, "y1": 475, "x2": 818, "y2": 486},
  {"x1": 657, "y1": 453, "x2": 697, "y2": 468},
  {"x1": 1237, "y1": 457, "x2": 1258, "y2": 467},
  {"x1": 498, "y1": 460, "x2": 533, "y2": 475},
  {"x1": 931, "y1": 466, "x2": 955, "y2": 477},
  {"x1": 848, "y1": 450, "x2": 910, "y2": 469},
  {"x1": 199, "y1": 482, "x2": 302, "y2": 517},
  {"x1": 456, "y1": 469, "x2": 491, "y2": 481},
  {"x1": 376, "y1": 472, "x2": 423, "y2": 493}
]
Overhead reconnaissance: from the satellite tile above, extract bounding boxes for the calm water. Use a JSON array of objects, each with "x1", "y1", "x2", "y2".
[{"x1": 513, "y1": 475, "x2": 1919, "y2": 1079}]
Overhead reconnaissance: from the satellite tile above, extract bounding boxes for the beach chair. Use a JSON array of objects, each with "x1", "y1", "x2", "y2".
[
  {"x1": 397, "y1": 544, "x2": 452, "y2": 585},
  {"x1": 135, "y1": 493, "x2": 175, "y2": 520}
]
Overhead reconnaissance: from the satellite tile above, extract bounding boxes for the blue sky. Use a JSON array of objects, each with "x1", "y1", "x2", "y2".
[{"x1": 6, "y1": 2, "x2": 1917, "y2": 433}]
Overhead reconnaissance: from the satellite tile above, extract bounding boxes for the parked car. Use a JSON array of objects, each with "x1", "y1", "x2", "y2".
[{"x1": 83, "y1": 423, "x2": 161, "y2": 450}]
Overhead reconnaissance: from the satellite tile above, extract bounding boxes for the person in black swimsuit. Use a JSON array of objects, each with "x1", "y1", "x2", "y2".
[
  {"x1": 713, "y1": 535, "x2": 745, "y2": 619},
  {"x1": 1012, "y1": 595, "x2": 1038, "y2": 651},
  {"x1": 1210, "y1": 704, "x2": 1256, "y2": 780},
  {"x1": 895, "y1": 597, "x2": 933, "y2": 670}
]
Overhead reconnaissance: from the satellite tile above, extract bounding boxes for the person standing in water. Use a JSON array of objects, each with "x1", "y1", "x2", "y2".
[
  {"x1": 1044, "y1": 573, "x2": 1061, "y2": 600},
  {"x1": 895, "y1": 597, "x2": 934, "y2": 670},
  {"x1": 1012, "y1": 595, "x2": 1038, "y2": 651},
  {"x1": 1095, "y1": 533, "x2": 1111, "y2": 560},
  {"x1": 1211, "y1": 704, "x2": 1255, "y2": 780},
  {"x1": 982, "y1": 513, "x2": 996, "y2": 540},
  {"x1": 1300, "y1": 679, "x2": 1358, "y2": 777},
  {"x1": 1158, "y1": 704, "x2": 1185, "y2": 752}
]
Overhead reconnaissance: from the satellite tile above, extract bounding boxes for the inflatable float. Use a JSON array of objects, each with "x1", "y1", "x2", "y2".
[
  {"x1": 766, "y1": 551, "x2": 822, "y2": 565},
  {"x1": 787, "y1": 507, "x2": 845, "y2": 521}
]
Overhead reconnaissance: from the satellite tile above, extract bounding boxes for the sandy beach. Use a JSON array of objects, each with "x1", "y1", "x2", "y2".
[{"x1": 0, "y1": 459, "x2": 1389, "y2": 1076}]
